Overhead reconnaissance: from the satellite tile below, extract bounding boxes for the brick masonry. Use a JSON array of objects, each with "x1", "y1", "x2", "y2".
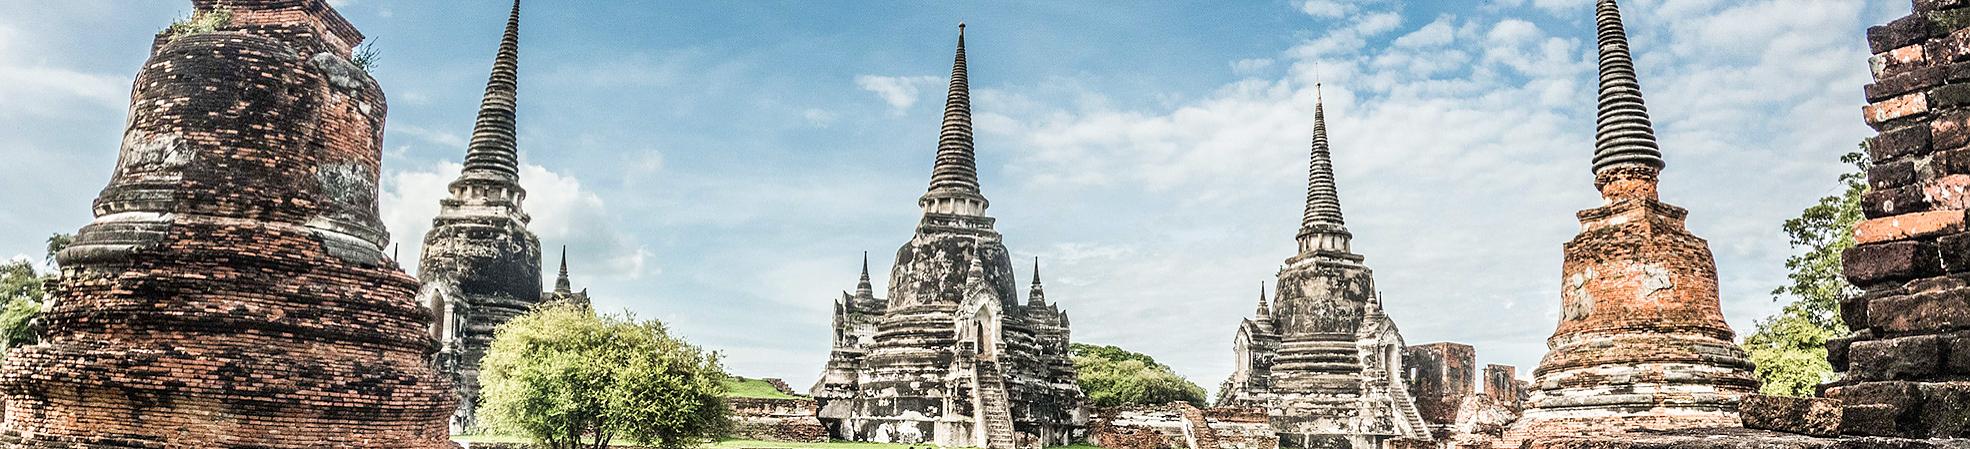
[{"x1": 0, "y1": 0, "x2": 455, "y2": 447}]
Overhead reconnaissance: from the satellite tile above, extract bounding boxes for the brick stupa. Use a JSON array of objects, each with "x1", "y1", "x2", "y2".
[
  {"x1": 1495, "y1": 1, "x2": 1758, "y2": 446},
  {"x1": 0, "y1": 0, "x2": 455, "y2": 447}
]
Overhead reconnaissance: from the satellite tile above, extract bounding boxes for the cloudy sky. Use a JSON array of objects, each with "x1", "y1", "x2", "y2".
[{"x1": 0, "y1": 0, "x2": 1909, "y2": 395}]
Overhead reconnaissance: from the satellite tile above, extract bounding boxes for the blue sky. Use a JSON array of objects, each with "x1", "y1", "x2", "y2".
[{"x1": 0, "y1": 0, "x2": 1910, "y2": 395}]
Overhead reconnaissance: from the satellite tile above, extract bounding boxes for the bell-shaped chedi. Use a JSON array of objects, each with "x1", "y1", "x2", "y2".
[
  {"x1": 0, "y1": 0, "x2": 455, "y2": 447},
  {"x1": 1495, "y1": 1, "x2": 1757, "y2": 446}
]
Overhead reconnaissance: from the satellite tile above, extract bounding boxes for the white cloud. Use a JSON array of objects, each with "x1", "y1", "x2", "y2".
[
  {"x1": 854, "y1": 75, "x2": 943, "y2": 112},
  {"x1": 1300, "y1": 0, "x2": 1349, "y2": 18},
  {"x1": 381, "y1": 162, "x2": 653, "y2": 283},
  {"x1": 978, "y1": 0, "x2": 1889, "y2": 394},
  {"x1": 803, "y1": 108, "x2": 837, "y2": 126},
  {"x1": 1231, "y1": 58, "x2": 1275, "y2": 76}
]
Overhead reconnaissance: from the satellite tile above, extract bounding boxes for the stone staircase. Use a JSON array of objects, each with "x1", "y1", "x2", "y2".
[
  {"x1": 1178, "y1": 403, "x2": 1222, "y2": 449},
  {"x1": 1387, "y1": 382, "x2": 1432, "y2": 439},
  {"x1": 975, "y1": 360, "x2": 1018, "y2": 449}
]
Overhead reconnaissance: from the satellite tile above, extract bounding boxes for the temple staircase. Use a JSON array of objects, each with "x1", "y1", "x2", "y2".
[
  {"x1": 1387, "y1": 380, "x2": 1432, "y2": 439},
  {"x1": 975, "y1": 360, "x2": 1018, "y2": 449}
]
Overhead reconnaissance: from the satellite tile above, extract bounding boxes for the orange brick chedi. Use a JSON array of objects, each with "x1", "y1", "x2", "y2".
[
  {"x1": 1494, "y1": 1, "x2": 1758, "y2": 447},
  {"x1": 0, "y1": 0, "x2": 454, "y2": 447}
]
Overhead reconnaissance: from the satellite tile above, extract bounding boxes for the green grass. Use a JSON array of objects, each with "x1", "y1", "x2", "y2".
[
  {"x1": 452, "y1": 435, "x2": 923, "y2": 449},
  {"x1": 722, "y1": 377, "x2": 800, "y2": 400}
]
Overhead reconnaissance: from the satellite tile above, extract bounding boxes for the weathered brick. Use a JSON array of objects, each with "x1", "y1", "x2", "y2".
[
  {"x1": 1918, "y1": 0, "x2": 1970, "y2": 14},
  {"x1": 1739, "y1": 394, "x2": 1842, "y2": 438},
  {"x1": 1863, "y1": 184, "x2": 1930, "y2": 218},
  {"x1": 1829, "y1": 335, "x2": 1855, "y2": 371},
  {"x1": 1945, "y1": 332, "x2": 1970, "y2": 373},
  {"x1": 1868, "y1": 92, "x2": 1932, "y2": 128},
  {"x1": 1858, "y1": 210, "x2": 1966, "y2": 245},
  {"x1": 1870, "y1": 159, "x2": 1921, "y2": 190},
  {"x1": 1874, "y1": 15, "x2": 1934, "y2": 54},
  {"x1": 1844, "y1": 241, "x2": 1942, "y2": 284},
  {"x1": 1939, "y1": 231, "x2": 1970, "y2": 271},
  {"x1": 1874, "y1": 44, "x2": 1929, "y2": 78},
  {"x1": 1871, "y1": 124, "x2": 1934, "y2": 161},
  {"x1": 1841, "y1": 403, "x2": 1909, "y2": 438},
  {"x1": 1871, "y1": 66, "x2": 1948, "y2": 102},
  {"x1": 1849, "y1": 335, "x2": 1943, "y2": 380},
  {"x1": 1916, "y1": 382, "x2": 1970, "y2": 437},
  {"x1": 1932, "y1": 110, "x2": 1970, "y2": 147},
  {"x1": 1870, "y1": 290, "x2": 1970, "y2": 334}
]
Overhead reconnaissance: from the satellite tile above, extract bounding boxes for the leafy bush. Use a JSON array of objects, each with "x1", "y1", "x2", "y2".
[
  {"x1": 479, "y1": 303, "x2": 732, "y2": 449},
  {"x1": 1071, "y1": 343, "x2": 1207, "y2": 407}
]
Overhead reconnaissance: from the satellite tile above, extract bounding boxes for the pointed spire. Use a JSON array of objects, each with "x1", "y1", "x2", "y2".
[
  {"x1": 1296, "y1": 85, "x2": 1352, "y2": 253},
  {"x1": 461, "y1": 0, "x2": 524, "y2": 180},
  {"x1": 1028, "y1": 257, "x2": 1047, "y2": 306},
  {"x1": 919, "y1": 23, "x2": 990, "y2": 216},
  {"x1": 1591, "y1": 0, "x2": 1665, "y2": 174},
  {"x1": 553, "y1": 245, "x2": 571, "y2": 295},
  {"x1": 965, "y1": 251, "x2": 986, "y2": 286},
  {"x1": 855, "y1": 251, "x2": 875, "y2": 297},
  {"x1": 1256, "y1": 282, "x2": 1271, "y2": 319}
]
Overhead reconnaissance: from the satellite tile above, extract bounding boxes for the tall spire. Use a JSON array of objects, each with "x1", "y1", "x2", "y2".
[
  {"x1": 1296, "y1": 85, "x2": 1352, "y2": 254},
  {"x1": 1256, "y1": 282, "x2": 1271, "y2": 319},
  {"x1": 919, "y1": 23, "x2": 989, "y2": 216},
  {"x1": 856, "y1": 251, "x2": 875, "y2": 297},
  {"x1": 1029, "y1": 257, "x2": 1047, "y2": 306},
  {"x1": 553, "y1": 245, "x2": 571, "y2": 295},
  {"x1": 461, "y1": 0, "x2": 524, "y2": 180},
  {"x1": 1590, "y1": 0, "x2": 1665, "y2": 175}
]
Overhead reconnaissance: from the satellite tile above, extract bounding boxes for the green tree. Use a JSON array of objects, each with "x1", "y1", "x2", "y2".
[
  {"x1": 1071, "y1": 343, "x2": 1208, "y2": 407},
  {"x1": 0, "y1": 233, "x2": 67, "y2": 351},
  {"x1": 1744, "y1": 150, "x2": 1866, "y2": 396},
  {"x1": 479, "y1": 303, "x2": 732, "y2": 449}
]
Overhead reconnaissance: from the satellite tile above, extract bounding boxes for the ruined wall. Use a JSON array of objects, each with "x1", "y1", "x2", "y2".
[
  {"x1": 1089, "y1": 404, "x2": 1278, "y2": 449},
  {"x1": 1406, "y1": 343, "x2": 1476, "y2": 427},
  {"x1": 0, "y1": 1, "x2": 455, "y2": 447},
  {"x1": 1827, "y1": 0, "x2": 1970, "y2": 438},
  {"x1": 730, "y1": 397, "x2": 829, "y2": 443},
  {"x1": 1481, "y1": 365, "x2": 1521, "y2": 405}
]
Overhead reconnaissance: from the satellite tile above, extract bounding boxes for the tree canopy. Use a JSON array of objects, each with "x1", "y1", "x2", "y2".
[
  {"x1": 479, "y1": 303, "x2": 732, "y2": 449},
  {"x1": 1743, "y1": 150, "x2": 1864, "y2": 396},
  {"x1": 1070, "y1": 343, "x2": 1208, "y2": 407}
]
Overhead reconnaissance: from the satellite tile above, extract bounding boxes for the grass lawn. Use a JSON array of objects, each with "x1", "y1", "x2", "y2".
[
  {"x1": 456, "y1": 435, "x2": 1095, "y2": 449},
  {"x1": 722, "y1": 376, "x2": 800, "y2": 400}
]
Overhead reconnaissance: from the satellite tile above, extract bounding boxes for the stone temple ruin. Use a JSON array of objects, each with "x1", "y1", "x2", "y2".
[
  {"x1": 810, "y1": 24, "x2": 1087, "y2": 449},
  {"x1": 1214, "y1": 88, "x2": 1433, "y2": 449},
  {"x1": 0, "y1": 0, "x2": 455, "y2": 446},
  {"x1": 1399, "y1": 344, "x2": 1525, "y2": 449},
  {"x1": 411, "y1": 0, "x2": 585, "y2": 432},
  {"x1": 1494, "y1": 0, "x2": 1760, "y2": 446}
]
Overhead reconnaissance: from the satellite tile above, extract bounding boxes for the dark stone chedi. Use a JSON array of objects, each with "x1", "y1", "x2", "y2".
[
  {"x1": 1495, "y1": 1, "x2": 1757, "y2": 446},
  {"x1": 415, "y1": 0, "x2": 546, "y2": 432},
  {"x1": 0, "y1": 0, "x2": 455, "y2": 446},
  {"x1": 1215, "y1": 87, "x2": 1432, "y2": 449},
  {"x1": 810, "y1": 24, "x2": 1086, "y2": 449}
]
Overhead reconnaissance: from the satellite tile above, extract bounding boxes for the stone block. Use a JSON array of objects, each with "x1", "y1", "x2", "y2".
[
  {"x1": 1871, "y1": 124, "x2": 1934, "y2": 162},
  {"x1": 1870, "y1": 159, "x2": 1920, "y2": 190},
  {"x1": 1739, "y1": 394, "x2": 1843, "y2": 438},
  {"x1": 1849, "y1": 336, "x2": 1943, "y2": 380},
  {"x1": 1918, "y1": 0, "x2": 1970, "y2": 14},
  {"x1": 1933, "y1": 110, "x2": 1970, "y2": 147},
  {"x1": 1938, "y1": 148, "x2": 1970, "y2": 176},
  {"x1": 1945, "y1": 332, "x2": 1970, "y2": 373},
  {"x1": 1868, "y1": 290, "x2": 1970, "y2": 334},
  {"x1": 1940, "y1": 232, "x2": 1970, "y2": 271},
  {"x1": 1873, "y1": 44, "x2": 1928, "y2": 78},
  {"x1": 1828, "y1": 335, "x2": 1855, "y2": 371},
  {"x1": 1916, "y1": 382, "x2": 1970, "y2": 437},
  {"x1": 1869, "y1": 66, "x2": 1948, "y2": 102},
  {"x1": 1855, "y1": 210, "x2": 1964, "y2": 244},
  {"x1": 1874, "y1": 15, "x2": 1933, "y2": 54},
  {"x1": 1868, "y1": 93, "x2": 1932, "y2": 129},
  {"x1": 1841, "y1": 403, "x2": 1907, "y2": 438},
  {"x1": 1863, "y1": 185, "x2": 1930, "y2": 219},
  {"x1": 1843, "y1": 241, "x2": 1942, "y2": 284}
]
